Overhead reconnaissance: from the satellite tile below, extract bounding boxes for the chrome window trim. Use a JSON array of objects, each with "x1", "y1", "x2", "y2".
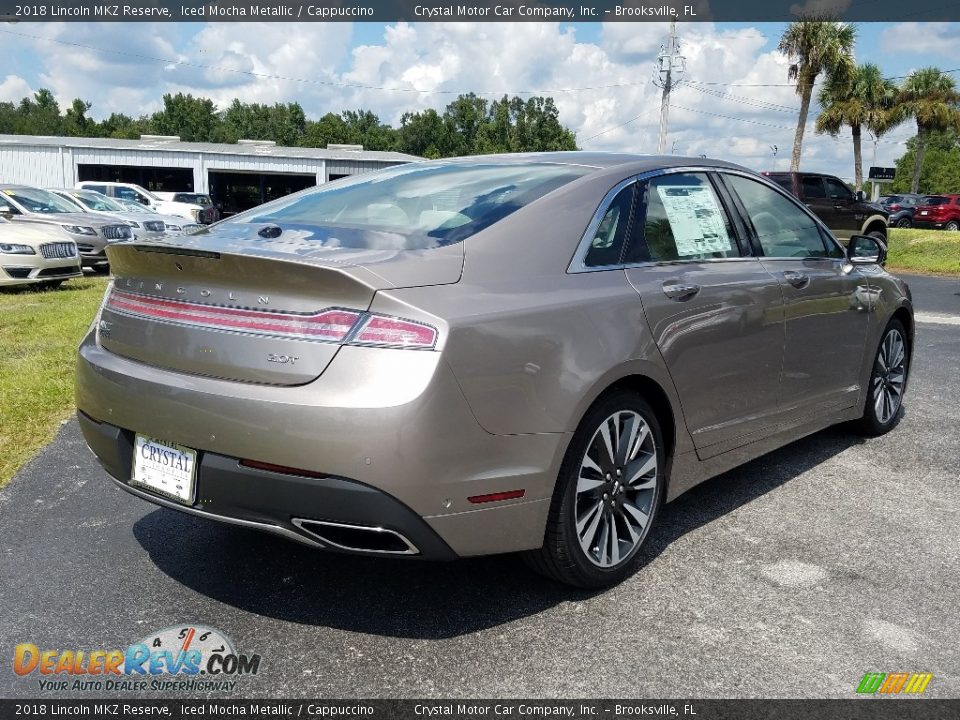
[{"x1": 567, "y1": 166, "x2": 847, "y2": 273}]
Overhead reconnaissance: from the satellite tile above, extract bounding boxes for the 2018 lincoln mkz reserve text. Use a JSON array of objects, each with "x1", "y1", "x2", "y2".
[{"x1": 76, "y1": 154, "x2": 913, "y2": 587}]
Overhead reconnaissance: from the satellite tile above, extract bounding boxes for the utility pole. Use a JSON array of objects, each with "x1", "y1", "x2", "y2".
[{"x1": 654, "y1": 20, "x2": 685, "y2": 154}]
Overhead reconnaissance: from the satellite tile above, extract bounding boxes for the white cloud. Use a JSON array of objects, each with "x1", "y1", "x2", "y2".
[
  {"x1": 880, "y1": 23, "x2": 960, "y2": 61},
  {"x1": 11, "y1": 21, "x2": 914, "y2": 179},
  {"x1": 0, "y1": 75, "x2": 32, "y2": 102}
]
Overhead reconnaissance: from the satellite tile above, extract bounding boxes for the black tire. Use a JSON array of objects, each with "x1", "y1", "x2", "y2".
[
  {"x1": 92, "y1": 264, "x2": 111, "y2": 274},
  {"x1": 857, "y1": 318, "x2": 909, "y2": 437},
  {"x1": 868, "y1": 229, "x2": 887, "y2": 243},
  {"x1": 524, "y1": 390, "x2": 666, "y2": 588},
  {"x1": 945, "y1": 221, "x2": 959, "y2": 232},
  {"x1": 895, "y1": 217, "x2": 912, "y2": 228}
]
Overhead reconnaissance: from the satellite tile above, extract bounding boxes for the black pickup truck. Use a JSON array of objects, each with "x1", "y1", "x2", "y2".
[{"x1": 763, "y1": 171, "x2": 889, "y2": 243}]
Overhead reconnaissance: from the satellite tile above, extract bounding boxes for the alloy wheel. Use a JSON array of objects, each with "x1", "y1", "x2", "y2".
[
  {"x1": 575, "y1": 410, "x2": 659, "y2": 568},
  {"x1": 873, "y1": 328, "x2": 907, "y2": 425}
]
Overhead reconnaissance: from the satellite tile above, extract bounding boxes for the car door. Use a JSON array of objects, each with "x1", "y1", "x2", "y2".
[
  {"x1": 720, "y1": 172, "x2": 870, "y2": 418},
  {"x1": 621, "y1": 171, "x2": 785, "y2": 458},
  {"x1": 797, "y1": 175, "x2": 839, "y2": 231},
  {"x1": 822, "y1": 175, "x2": 862, "y2": 239}
]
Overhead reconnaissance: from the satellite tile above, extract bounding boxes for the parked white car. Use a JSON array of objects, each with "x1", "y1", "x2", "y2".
[
  {"x1": 0, "y1": 218, "x2": 82, "y2": 289},
  {"x1": 48, "y1": 189, "x2": 168, "y2": 241},
  {"x1": 113, "y1": 199, "x2": 201, "y2": 235},
  {"x1": 74, "y1": 181, "x2": 215, "y2": 224}
]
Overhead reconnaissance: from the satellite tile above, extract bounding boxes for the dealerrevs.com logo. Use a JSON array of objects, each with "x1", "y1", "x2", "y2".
[{"x1": 13, "y1": 625, "x2": 261, "y2": 693}]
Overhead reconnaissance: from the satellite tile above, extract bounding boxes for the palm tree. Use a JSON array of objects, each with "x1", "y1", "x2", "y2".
[
  {"x1": 890, "y1": 67, "x2": 960, "y2": 193},
  {"x1": 778, "y1": 20, "x2": 856, "y2": 172},
  {"x1": 815, "y1": 63, "x2": 896, "y2": 190}
]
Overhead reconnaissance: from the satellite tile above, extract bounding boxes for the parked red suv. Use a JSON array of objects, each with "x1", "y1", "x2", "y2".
[{"x1": 913, "y1": 195, "x2": 960, "y2": 231}]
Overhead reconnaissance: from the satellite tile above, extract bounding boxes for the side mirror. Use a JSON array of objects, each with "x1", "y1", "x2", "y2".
[
  {"x1": 855, "y1": 190, "x2": 866, "y2": 202},
  {"x1": 0, "y1": 204, "x2": 12, "y2": 216},
  {"x1": 847, "y1": 234, "x2": 887, "y2": 267}
]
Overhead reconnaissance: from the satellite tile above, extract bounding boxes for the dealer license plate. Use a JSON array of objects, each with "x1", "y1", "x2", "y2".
[{"x1": 131, "y1": 434, "x2": 197, "y2": 504}]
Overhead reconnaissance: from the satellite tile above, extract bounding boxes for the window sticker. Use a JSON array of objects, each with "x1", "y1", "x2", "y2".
[{"x1": 655, "y1": 184, "x2": 732, "y2": 257}]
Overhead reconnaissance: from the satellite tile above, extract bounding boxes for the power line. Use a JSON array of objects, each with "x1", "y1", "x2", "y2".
[{"x1": 581, "y1": 107, "x2": 661, "y2": 142}]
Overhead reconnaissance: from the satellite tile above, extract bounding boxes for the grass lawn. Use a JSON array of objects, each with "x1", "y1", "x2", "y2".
[
  {"x1": 886, "y1": 228, "x2": 960, "y2": 276},
  {"x1": 0, "y1": 275, "x2": 109, "y2": 488}
]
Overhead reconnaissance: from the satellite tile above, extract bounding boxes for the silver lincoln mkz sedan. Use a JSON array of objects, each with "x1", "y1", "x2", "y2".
[{"x1": 76, "y1": 154, "x2": 912, "y2": 587}]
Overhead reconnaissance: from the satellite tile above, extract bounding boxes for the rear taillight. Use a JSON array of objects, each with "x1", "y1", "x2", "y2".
[
  {"x1": 104, "y1": 288, "x2": 437, "y2": 349},
  {"x1": 351, "y1": 315, "x2": 437, "y2": 349},
  {"x1": 888, "y1": 204, "x2": 901, "y2": 211}
]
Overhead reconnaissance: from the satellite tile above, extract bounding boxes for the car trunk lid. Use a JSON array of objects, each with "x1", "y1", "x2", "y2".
[{"x1": 99, "y1": 227, "x2": 461, "y2": 385}]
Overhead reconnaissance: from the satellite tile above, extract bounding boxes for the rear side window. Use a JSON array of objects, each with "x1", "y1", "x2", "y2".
[
  {"x1": 724, "y1": 175, "x2": 832, "y2": 259},
  {"x1": 235, "y1": 162, "x2": 590, "y2": 250},
  {"x1": 623, "y1": 173, "x2": 739, "y2": 264},
  {"x1": 824, "y1": 177, "x2": 852, "y2": 200},
  {"x1": 83, "y1": 184, "x2": 107, "y2": 195},
  {"x1": 584, "y1": 184, "x2": 635, "y2": 268},
  {"x1": 801, "y1": 176, "x2": 827, "y2": 199},
  {"x1": 767, "y1": 175, "x2": 794, "y2": 194}
]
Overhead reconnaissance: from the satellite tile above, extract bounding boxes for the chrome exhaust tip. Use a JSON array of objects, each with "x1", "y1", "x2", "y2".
[{"x1": 292, "y1": 518, "x2": 419, "y2": 555}]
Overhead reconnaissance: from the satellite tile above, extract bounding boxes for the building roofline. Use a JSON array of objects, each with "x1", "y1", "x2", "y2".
[{"x1": 0, "y1": 134, "x2": 421, "y2": 163}]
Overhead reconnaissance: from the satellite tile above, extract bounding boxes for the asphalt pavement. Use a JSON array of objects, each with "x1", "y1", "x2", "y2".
[{"x1": 1, "y1": 273, "x2": 958, "y2": 699}]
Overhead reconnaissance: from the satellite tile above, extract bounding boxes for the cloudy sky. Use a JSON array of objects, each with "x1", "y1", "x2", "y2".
[{"x1": 1, "y1": 21, "x2": 958, "y2": 178}]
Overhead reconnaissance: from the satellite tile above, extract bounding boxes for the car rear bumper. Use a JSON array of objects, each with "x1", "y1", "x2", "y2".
[
  {"x1": 911, "y1": 220, "x2": 948, "y2": 229},
  {"x1": 77, "y1": 410, "x2": 459, "y2": 559},
  {"x1": 75, "y1": 332, "x2": 564, "y2": 558}
]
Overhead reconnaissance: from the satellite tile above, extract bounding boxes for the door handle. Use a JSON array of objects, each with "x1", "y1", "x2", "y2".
[
  {"x1": 662, "y1": 280, "x2": 701, "y2": 300},
  {"x1": 783, "y1": 270, "x2": 810, "y2": 289}
]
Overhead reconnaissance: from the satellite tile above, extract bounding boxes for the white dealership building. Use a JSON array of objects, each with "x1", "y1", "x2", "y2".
[{"x1": 0, "y1": 134, "x2": 419, "y2": 214}]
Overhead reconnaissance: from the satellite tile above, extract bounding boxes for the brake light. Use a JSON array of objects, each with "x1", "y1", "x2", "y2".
[
  {"x1": 352, "y1": 315, "x2": 437, "y2": 349},
  {"x1": 104, "y1": 288, "x2": 438, "y2": 349},
  {"x1": 106, "y1": 289, "x2": 361, "y2": 341}
]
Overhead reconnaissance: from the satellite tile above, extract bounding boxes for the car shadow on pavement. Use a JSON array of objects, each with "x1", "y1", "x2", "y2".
[{"x1": 134, "y1": 424, "x2": 867, "y2": 640}]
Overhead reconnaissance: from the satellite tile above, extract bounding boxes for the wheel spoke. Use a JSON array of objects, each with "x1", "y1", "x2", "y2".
[
  {"x1": 622, "y1": 502, "x2": 650, "y2": 532},
  {"x1": 616, "y1": 414, "x2": 640, "y2": 466},
  {"x1": 597, "y1": 420, "x2": 616, "y2": 470},
  {"x1": 625, "y1": 453, "x2": 657, "y2": 486},
  {"x1": 577, "y1": 501, "x2": 603, "y2": 552},
  {"x1": 609, "y1": 514, "x2": 620, "y2": 565},
  {"x1": 577, "y1": 475, "x2": 605, "y2": 494},
  {"x1": 596, "y1": 512, "x2": 610, "y2": 565}
]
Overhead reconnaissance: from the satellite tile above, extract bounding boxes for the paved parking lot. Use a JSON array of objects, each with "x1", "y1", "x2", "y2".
[{"x1": 1, "y1": 274, "x2": 958, "y2": 699}]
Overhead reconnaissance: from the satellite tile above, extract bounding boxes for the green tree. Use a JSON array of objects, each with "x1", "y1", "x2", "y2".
[
  {"x1": 889, "y1": 67, "x2": 960, "y2": 193},
  {"x1": 778, "y1": 20, "x2": 856, "y2": 171},
  {"x1": 16, "y1": 89, "x2": 63, "y2": 135},
  {"x1": 815, "y1": 63, "x2": 896, "y2": 190},
  {"x1": 150, "y1": 93, "x2": 220, "y2": 142},
  {"x1": 63, "y1": 99, "x2": 95, "y2": 137},
  {"x1": 397, "y1": 108, "x2": 453, "y2": 158},
  {"x1": 889, "y1": 130, "x2": 960, "y2": 194}
]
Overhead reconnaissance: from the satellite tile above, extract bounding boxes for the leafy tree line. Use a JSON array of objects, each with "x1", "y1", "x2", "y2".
[
  {"x1": 779, "y1": 19, "x2": 960, "y2": 193},
  {"x1": 0, "y1": 90, "x2": 577, "y2": 157}
]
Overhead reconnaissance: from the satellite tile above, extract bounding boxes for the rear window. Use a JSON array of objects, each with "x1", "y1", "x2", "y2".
[
  {"x1": 765, "y1": 175, "x2": 794, "y2": 194},
  {"x1": 924, "y1": 196, "x2": 949, "y2": 206},
  {"x1": 231, "y1": 162, "x2": 590, "y2": 250}
]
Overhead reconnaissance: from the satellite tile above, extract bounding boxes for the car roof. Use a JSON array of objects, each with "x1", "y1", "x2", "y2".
[{"x1": 415, "y1": 152, "x2": 753, "y2": 176}]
